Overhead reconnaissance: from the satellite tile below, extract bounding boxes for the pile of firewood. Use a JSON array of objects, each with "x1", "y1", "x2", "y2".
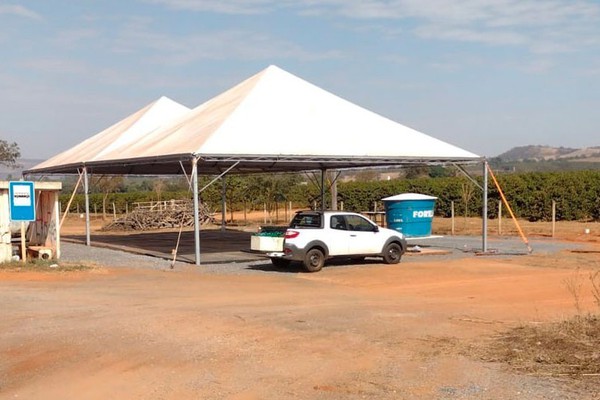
[{"x1": 102, "y1": 203, "x2": 215, "y2": 231}]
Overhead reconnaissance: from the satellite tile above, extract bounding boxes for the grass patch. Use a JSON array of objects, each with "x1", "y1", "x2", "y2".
[
  {"x1": 480, "y1": 314, "x2": 600, "y2": 377},
  {"x1": 0, "y1": 260, "x2": 92, "y2": 272}
]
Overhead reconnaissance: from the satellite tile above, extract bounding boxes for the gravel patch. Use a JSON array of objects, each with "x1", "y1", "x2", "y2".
[
  {"x1": 60, "y1": 242, "x2": 179, "y2": 270},
  {"x1": 59, "y1": 235, "x2": 583, "y2": 275},
  {"x1": 407, "y1": 235, "x2": 583, "y2": 260},
  {"x1": 59, "y1": 241, "x2": 278, "y2": 274}
]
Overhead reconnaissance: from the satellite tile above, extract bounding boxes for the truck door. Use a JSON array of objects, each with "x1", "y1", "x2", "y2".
[
  {"x1": 328, "y1": 215, "x2": 351, "y2": 256},
  {"x1": 345, "y1": 214, "x2": 381, "y2": 255}
]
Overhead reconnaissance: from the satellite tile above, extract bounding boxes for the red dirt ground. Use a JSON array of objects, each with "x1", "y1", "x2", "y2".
[{"x1": 1, "y1": 217, "x2": 599, "y2": 399}]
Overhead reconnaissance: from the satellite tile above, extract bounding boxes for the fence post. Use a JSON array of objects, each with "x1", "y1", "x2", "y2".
[
  {"x1": 451, "y1": 201, "x2": 455, "y2": 236},
  {"x1": 552, "y1": 200, "x2": 556, "y2": 238},
  {"x1": 498, "y1": 201, "x2": 502, "y2": 235}
]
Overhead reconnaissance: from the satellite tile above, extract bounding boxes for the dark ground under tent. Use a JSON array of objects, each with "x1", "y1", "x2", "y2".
[{"x1": 61, "y1": 229, "x2": 575, "y2": 266}]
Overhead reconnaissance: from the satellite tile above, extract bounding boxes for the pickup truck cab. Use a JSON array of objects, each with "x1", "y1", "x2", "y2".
[{"x1": 269, "y1": 210, "x2": 407, "y2": 272}]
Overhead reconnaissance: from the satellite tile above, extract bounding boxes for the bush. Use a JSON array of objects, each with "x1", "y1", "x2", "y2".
[{"x1": 60, "y1": 170, "x2": 600, "y2": 222}]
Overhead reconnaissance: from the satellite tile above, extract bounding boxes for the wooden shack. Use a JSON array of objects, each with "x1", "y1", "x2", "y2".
[{"x1": 0, "y1": 181, "x2": 62, "y2": 263}]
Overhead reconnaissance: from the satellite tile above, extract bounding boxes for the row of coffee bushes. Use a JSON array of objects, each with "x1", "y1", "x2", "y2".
[{"x1": 60, "y1": 171, "x2": 600, "y2": 222}]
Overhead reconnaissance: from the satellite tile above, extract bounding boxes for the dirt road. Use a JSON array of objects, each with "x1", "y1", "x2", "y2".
[{"x1": 1, "y1": 248, "x2": 599, "y2": 399}]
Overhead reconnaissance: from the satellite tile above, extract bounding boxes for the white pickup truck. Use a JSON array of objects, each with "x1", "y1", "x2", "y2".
[{"x1": 268, "y1": 210, "x2": 407, "y2": 272}]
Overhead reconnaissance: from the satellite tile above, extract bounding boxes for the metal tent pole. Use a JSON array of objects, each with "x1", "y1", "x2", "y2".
[
  {"x1": 482, "y1": 159, "x2": 488, "y2": 253},
  {"x1": 221, "y1": 176, "x2": 226, "y2": 232},
  {"x1": 83, "y1": 166, "x2": 91, "y2": 246},
  {"x1": 192, "y1": 158, "x2": 201, "y2": 265}
]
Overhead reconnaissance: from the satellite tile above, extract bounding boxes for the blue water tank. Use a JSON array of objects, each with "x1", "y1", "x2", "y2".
[{"x1": 383, "y1": 193, "x2": 437, "y2": 238}]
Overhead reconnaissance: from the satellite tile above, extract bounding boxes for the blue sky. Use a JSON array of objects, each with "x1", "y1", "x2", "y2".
[{"x1": 1, "y1": 0, "x2": 599, "y2": 159}]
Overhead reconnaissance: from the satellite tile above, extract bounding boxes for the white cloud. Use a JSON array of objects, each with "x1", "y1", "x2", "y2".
[
  {"x1": 516, "y1": 59, "x2": 556, "y2": 74},
  {"x1": 340, "y1": 0, "x2": 600, "y2": 54},
  {"x1": 0, "y1": 4, "x2": 42, "y2": 20},
  {"x1": 142, "y1": 0, "x2": 600, "y2": 55},
  {"x1": 18, "y1": 58, "x2": 90, "y2": 75},
  {"x1": 52, "y1": 28, "x2": 100, "y2": 49},
  {"x1": 415, "y1": 25, "x2": 526, "y2": 46},
  {"x1": 142, "y1": 0, "x2": 286, "y2": 14},
  {"x1": 112, "y1": 17, "x2": 342, "y2": 65}
]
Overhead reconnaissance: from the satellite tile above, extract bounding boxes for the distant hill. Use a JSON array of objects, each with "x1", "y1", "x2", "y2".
[
  {"x1": 0, "y1": 159, "x2": 44, "y2": 180},
  {"x1": 496, "y1": 145, "x2": 600, "y2": 162},
  {"x1": 490, "y1": 145, "x2": 600, "y2": 173}
]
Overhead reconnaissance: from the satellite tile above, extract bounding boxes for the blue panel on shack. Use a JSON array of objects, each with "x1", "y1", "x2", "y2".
[{"x1": 383, "y1": 193, "x2": 437, "y2": 238}]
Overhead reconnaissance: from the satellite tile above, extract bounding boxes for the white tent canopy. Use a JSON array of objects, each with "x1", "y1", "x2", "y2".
[
  {"x1": 25, "y1": 66, "x2": 489, "y2": 263},
  {"x1": 27, "y1": 65, "x2": 480, "y2": 176},
  {"x1": 30, "y1": 96, "x2": 191, "y2": 174}
]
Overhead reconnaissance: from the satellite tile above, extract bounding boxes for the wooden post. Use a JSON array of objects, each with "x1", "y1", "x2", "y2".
[
  {"x1": 275, "y1": 202, "x2": 279, "y2": 223},
  {"x1": 340, "y1": 201, "x2": 344, "y2": 211},
  {"x1": 552, "y1": 200, "x2": 556, "y2": 238},
  {"x1": 330, "y1": 171, "x2": 338, "y2": 211},
  {"x1": 125, "y1": 202, "x2": 128, "y2": 215},
  {"x1": 243, "y1": 201, "x2": 247, "y2": 224},
  {"x1": 94, "y1": 203, "x2": 97, "y2": 216},
  {"x1": 451, "y1": 201, "x2": 455, "y2": 236},
  {"x1": 263, "y1": 203, "x2": 267, "y2": 224},
  {"x1": 54, "y1": 191, "x2": 61, "y2": 260},
  {"x1": 498, "y1": 201, "x2": 502, "y2": 235},
  {"x1": 20, "y1": 222, "x2": 26, "y2": 264}
]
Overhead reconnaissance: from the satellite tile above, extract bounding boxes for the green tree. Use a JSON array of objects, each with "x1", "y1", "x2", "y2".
[
  {"x1": 92, "y1": 175, "x2": 125, "y2": 220},
  {"x1": 0, "y1": 140, "x2": 20, "y2": 167},
  {"x1": 404, "y1": 166, "x2": 429, "y2": 179}
]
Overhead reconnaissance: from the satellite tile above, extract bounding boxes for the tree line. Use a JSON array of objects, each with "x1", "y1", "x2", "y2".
[{"x1": 60, "y1": 170, "x2": 600, "y2": 222}]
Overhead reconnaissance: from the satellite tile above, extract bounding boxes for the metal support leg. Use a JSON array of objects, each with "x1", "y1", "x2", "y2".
[
  {"x1": 221, "y1": 176, "x2": 226, "y2": 232},
  {"x1": 83, "y1": 167, "x2": 91, "y2": 246},
  {"x1": 482, "y1": 160, "x2": 488, "y2": 253},
  {"x1": 192, "y1": 158, "x2": 201, "y2": 265}
]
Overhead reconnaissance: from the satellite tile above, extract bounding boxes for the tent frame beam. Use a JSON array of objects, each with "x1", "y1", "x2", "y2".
[{"x1": 28, "y1": 158, "x2": 488, "y2": 266}]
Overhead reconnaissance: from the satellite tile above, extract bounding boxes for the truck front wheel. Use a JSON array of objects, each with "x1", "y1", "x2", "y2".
[{"x1": 383, "y1": 243, "x2": 402, "y2": 264}]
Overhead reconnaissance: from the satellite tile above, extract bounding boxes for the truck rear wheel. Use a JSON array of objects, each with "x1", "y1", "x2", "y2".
[
  {"x1": 383, "y1": 243, "x2": 402, "y2": 264},
  {"x1": 303, "y1": 248, "x2": 325, "y2": 272}
]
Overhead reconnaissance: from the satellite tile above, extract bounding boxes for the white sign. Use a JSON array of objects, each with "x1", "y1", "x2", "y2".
[
  {"x1": 12, "y1": 184, "x2": 32, "y2": 206},
  {"x1": 412, "y1": 210, "x2": 434, "y2": 218},
  {"x1": 9, "y1": 181, "x2": 36, "y2": 221}
]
